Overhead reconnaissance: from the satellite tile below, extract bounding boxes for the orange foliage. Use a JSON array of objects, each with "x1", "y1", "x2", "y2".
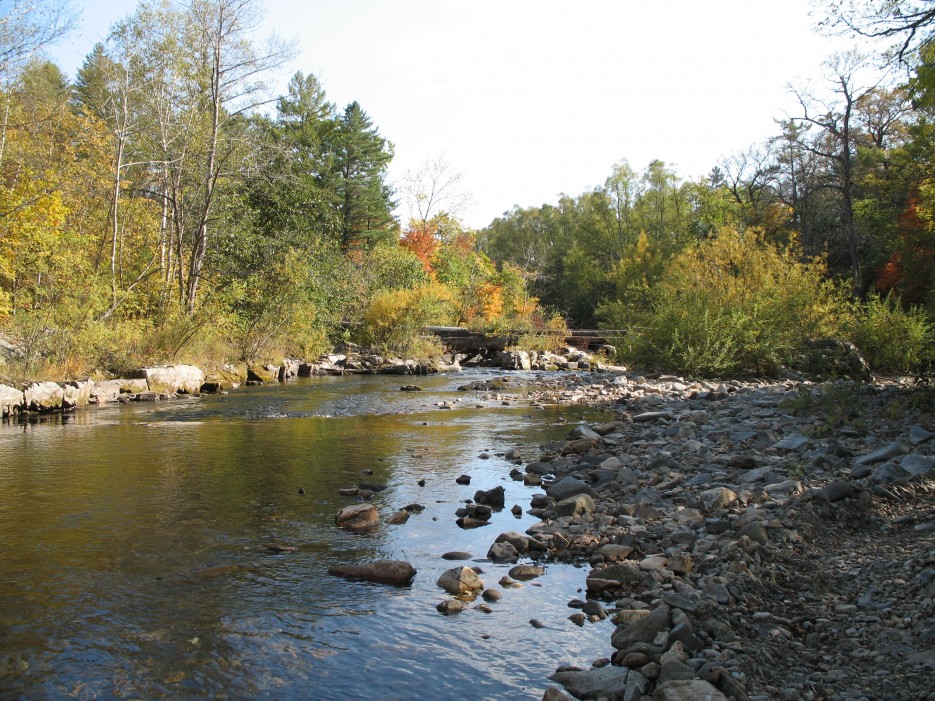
[{"x1": 400, "y1": 221, "x2": 439, "y2": 273}]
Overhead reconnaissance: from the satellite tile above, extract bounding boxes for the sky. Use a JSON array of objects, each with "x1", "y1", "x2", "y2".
[{"x1": 46, "y1": 0, "x2": 862, "y2": 230}]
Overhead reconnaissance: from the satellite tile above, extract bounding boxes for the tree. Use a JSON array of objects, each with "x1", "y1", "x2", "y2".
[
  {"x1": 818, "y1": 0, "x2": 935, "y2": 65},
  {"x1": 402, "y1": 154, "x2": 473, "y2": 228},
  {"x1": 0, "y1": 0, "x2": 75, "y2": 168},
  {"x1": 181, "y1": 0, "x2": 296, "y2": 313},
  {"x1": 788, "y1": 51, "x2": 880, "y2": 295},
  {"x1": 329, "y1": 101, "x2": 396, "y2": 250},
  {"x1": 244, "y1": 71, "x2": 340, "y2": 253}
]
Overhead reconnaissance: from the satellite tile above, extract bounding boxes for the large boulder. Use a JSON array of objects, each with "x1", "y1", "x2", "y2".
[
  {"x1": 437, "y1": 565, "x2": 484, "y2": 595},
  {"x1": 142, "y1": 365, "x2": 204, "y2": 394},
  {"x1": 0, "y1": 384, "x2": 23, "y2": 417},
  {"x1": 90, "y1": 380, "x2": 122, "y2": 404},
  {"x1": 335, "y1": 503, "x2": 380, "y2": 532},
  {"x1": 246, "y1": 364, "x2": 278, "y2": 383},
  {"x1": 24, "y1": 381, "x2": 64, "y2": 412},
  {"x1": 328, "y1": 560, "x2": 416, "y2": 586},
  {"x1": 62, "y1": 380, "x2": 93, "y2": 409},
  {"x1": 499, "y1": 350, "x2": 531, "y2": 370}
]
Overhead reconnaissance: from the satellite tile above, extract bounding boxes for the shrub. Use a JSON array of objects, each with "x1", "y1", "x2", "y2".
[
  {"x1": 630, "y1": 227, "x2": 848, "y2": 376},
  {"x1": 851, "y1": 292, "x2": 933, "y2": 374},
  {"x1": 358, "y1": 283, "x2": 455, "y2": 356}
]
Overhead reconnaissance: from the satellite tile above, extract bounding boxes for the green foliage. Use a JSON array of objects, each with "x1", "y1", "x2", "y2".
[
  {"x1": 851, "y1": 292, "x2": 933, "y2": 373},
  {"x1": 630, "y1": 228, "x2": 848, "y2": 377},
  {"x1": 222, "y1": 249, "x2": 328, "y2": 362}
]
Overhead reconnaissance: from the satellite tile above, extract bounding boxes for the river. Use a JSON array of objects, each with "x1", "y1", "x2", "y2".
[{"x1": 0, "y1": 370, "x2": 615, "y2": 700}]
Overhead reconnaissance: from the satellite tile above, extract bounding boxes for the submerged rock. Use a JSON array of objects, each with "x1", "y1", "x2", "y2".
[{"x1": 327, "y1": 560, "x2": 416, "y2": 587}]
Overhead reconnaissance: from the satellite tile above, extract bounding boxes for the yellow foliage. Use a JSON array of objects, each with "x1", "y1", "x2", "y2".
[
  {"x1": 477, "y1": 282, "x2": 503, "y2": 321},
  {"x1": 360, "y1": 283, "x2": 456, "y2": 355}
]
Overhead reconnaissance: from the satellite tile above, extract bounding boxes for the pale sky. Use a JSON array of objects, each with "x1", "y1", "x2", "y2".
[{"x1": 47, "y1": 0, "x2": 860, "y2": 229}]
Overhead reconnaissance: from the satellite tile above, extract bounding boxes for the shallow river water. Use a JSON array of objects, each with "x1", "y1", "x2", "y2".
[{"x1": 0, "y1": 370, "x2": 615, "y2": 700}]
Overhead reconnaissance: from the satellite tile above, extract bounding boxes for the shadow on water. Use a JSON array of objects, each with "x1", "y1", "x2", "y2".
[{"x1": 0, "y1": 371, "x2": 615, "y2": 699}]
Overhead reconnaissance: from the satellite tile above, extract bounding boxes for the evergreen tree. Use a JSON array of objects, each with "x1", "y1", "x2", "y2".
[{"x1": 329, "y1": 101, "x2": 396, "y2": 250}]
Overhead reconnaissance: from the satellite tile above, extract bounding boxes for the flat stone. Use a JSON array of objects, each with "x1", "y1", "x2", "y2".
[
  {"x1": 633, "y1": 411, "x2": 673, "y2": 423},
  {"x1": 901, "y1": 453, "x2": 935, "y2": 477},
  {"x1": 909, "y1": 425, "x2": 935, "y2": 446},
  {"x1": 854, "y1": 441, "x2": 909, "y2": 467},
  {"x1": 771, "y1": 434, "x2": 809, "y2": 451}
]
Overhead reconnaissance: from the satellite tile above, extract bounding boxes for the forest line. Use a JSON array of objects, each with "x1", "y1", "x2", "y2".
[{"x1": 0, "y1": 0, "x2": 932, "y2": 380}]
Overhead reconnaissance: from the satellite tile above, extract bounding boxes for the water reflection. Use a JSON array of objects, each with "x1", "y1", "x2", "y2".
[{"x1": 0, "y1": 372, "x2": 614, "y2": 699}]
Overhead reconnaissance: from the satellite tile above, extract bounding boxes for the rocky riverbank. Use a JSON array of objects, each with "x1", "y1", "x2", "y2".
[
  {"x1": 460, "y1": 371, "x2": 935, "y2": 701},
  {"x1": 0, "y1": 343, "x2": 606, "y2": 419}
]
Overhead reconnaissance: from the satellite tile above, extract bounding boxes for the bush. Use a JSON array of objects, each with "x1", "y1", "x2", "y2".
[
  {"x1": 852, "y1": 292, "x2": 933, "y2": 374},
  {"x1": 630, "y1": 228, "x2": 848, "y2": 377},
  {"x1": 358, "y1": 283, "x2": 455, "y2": 356}
]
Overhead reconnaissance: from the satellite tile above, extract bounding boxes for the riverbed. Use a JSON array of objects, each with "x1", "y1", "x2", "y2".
[{"x1": 0, "y1": 370, "x2": 616, "y2": 699}]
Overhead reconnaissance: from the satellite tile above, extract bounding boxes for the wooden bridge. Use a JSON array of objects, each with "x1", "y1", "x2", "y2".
[{"x1": 422, "y1": 326, "x2": 629, "y2": 353}]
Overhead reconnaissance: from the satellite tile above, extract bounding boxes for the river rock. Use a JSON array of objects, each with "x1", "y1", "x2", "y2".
[
  {"x1": 437, "y1": 566, "x2": 484, "y2": 595},
  {"x1": 0, "y1": 384, "x2": 23, "y2": 416},
  {"x1": 569, "y1": 425, "x2": 602, "y2": 441},
  {"x1": 473, "y1": 485, "x2": 505, "y2": 508},
  {"x1": 561, "y1": 437, "x2": 598, "y2": 455},
  {"x1": 335, "y1": 503, "x2": 380, "y2": 532},
  {"x1": 495, "y1": 531, "x2": 530, "y2": 553},
  {"x1": 547, "y1": 476, "x2": 598, "y2": 502},
  {"x1": 441, "y1": 551, "x2": 473, "y2": 560},
  {"x1": 436, "y1": 599, "x2": 466, "y2": 614},
  {"x1": 698, "y1": 487, "x2": 737, "y2": 512},
  {"x1": 386, "y1": 509, "x2": 411, "y2": 525},
  {"x1": 555, "y1": 493, "x2": 596, "y2": 517},
  {"x1": 488, "y1": 541, "x2": 519, "y2": 562},
  {"x1": 509, "y1": 564, "x2": 545, "y2": 581},
  {"x1": 327, "y1": 560, "x2": 416, "y2": 586},
  {"x1": 549, "y1": 665, "x2": 630, "y2": 700},
  {"x1": 652, "y1": 680, "x2": 728, "y2": 701},
  {"x1": 24, "y1": 381, "x2": 64, "y2": 412},
  {"x1": 611, "y1": 604, "x2": 670, "y2": 650},
  {"x1": 588, "y1": 561, "x2": 644, "y2": 594},
  {"x1": 141, "y1": 364, "x2": 205, "y2": 394}
]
